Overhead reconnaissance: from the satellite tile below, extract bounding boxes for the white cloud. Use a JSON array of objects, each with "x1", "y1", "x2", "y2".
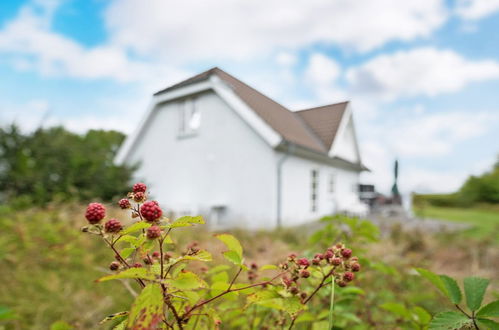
[
  {"x1": 275, "y1": 52, "x2": 297, "y2": 67},
  {"x1": 346, "y1": 47, "x2": 499, "y2": 101},
  {"x1": 456, "y1": 0, "x2": 499, "y2": 20},
  {"x1": 105, "y1": 0, "x2": 447, "y2": 59},
  {"x1": 305, "y1": 53, "x2": 340, "y2": 85}
]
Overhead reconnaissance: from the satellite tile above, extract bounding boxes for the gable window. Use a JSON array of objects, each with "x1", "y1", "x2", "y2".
[
  {"x1": 311, "y1": 169, "x2": 319, "y2": 212},
  {"x1": 179, "y1": 98, "x2": 201, "y2": 136},
  {"x1": 329, "y1": 173, "x2": 335, "y2": 193}
]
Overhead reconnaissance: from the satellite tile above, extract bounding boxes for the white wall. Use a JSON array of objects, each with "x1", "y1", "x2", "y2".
[
  {"x1": 126, "y1": 91, "x2": 277, "y2": 229},
  {"x1": 280, "y1": 154, "x2": 361, "y2": 226},
  {"x1": 334, "y1": 118, "x2": 359, "y2": 164}
]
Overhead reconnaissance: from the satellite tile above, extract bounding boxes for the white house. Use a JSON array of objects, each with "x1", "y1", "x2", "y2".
[{"x1": 115, "y1": 67, "x2": 369, "y2": 229}]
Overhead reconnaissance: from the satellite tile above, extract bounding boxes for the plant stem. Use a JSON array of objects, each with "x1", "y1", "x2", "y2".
[
  {"x1": 328, "y1": 281, "x2": 335, "y2": 330},
  {"x1": 455, "y1": 304, "x2": 472, "y2": 318}
]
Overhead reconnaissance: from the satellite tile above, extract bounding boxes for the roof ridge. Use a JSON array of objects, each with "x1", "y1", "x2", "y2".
[{"x1": 295, "y1": 101, "x2": 349, "y2": 113}]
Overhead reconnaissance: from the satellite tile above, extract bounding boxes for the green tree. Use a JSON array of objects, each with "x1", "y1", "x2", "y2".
[{"x1": 0, "y1": 124, "x2": 136, "y2": 206}]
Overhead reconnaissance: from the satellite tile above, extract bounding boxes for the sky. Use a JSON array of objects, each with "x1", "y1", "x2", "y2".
[{"x1": 0, "y1": 0, "x2": 498, "y2": 195}]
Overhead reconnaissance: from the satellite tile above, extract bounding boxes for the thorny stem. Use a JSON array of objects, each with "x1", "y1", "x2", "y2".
[
  {"x1": 165, "y1": 299, "x2": 184, "y2": 330},
  {"x1": 303, "y1": 266, "x2": 336, "y2": 304}
]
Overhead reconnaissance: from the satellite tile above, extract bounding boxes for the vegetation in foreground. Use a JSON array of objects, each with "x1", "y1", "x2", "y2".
[{"x1": 1, "y1": 186, "x2": 497, "y2": 329}]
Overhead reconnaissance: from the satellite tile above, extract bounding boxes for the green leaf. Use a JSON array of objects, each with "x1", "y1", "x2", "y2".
[
  {"x1": 169, "y1": 215, "x2": 205, "y2": 228},
  {"x1": 183, "y1": 250, "x2": 212, "y2": 262},
  {"x1": 477, "y1": 300, "x2": 499, "y2": 318},
  {"x1": 223, "y1": 250, "x2": 243, "y2": 265},
  {"x1": 260, "y1": 264, "x2": 279, "y2": 271},
  {"x1": 283, "y1": 296, "x2": 304, "y2": 315},
  {"x1": 380, "y1": 303, "x2": 410, "y2": 319},
  {"x1": 128, "y1": 283, "x2": 164, "y2": 329},
  {"x1": 96, "y1": 268, "x2": 155, "y2": 282},
  {"x1": 415, "y1": 268, "x2": 447, "y2": 296},
  {"x1": 215, "y1": 234, "x2": 243, "y2": 258},
  {"x1": 113, "y1": 318, "x2": 127, "y2": 330},
  {"x1": 168, "y1": 271, "x2": 206, "y2": 290},
  {"x1": 477, "y1": 318, "x2": 499, "y2": 330},
  {"x1": 412, "y1": 306, "x2": 431, "y2": 325},
  {"x1": 206, "y1": 265, "x2": 231, "y2": 275},
  {"x1": 115, "y1": 235, "x2": 138, "y2": 246},
  {"x1": 440, "y1": 275, "x2": 462, "y2": 305},
  {"x1": 464, "y1": 277, "x2": 489, "y2": 311},
  {"x1": 50, "y1": 321, "x2": 73, "y2": 330},
  {"x1": 122, "y1": 222, "x2": 151, "y2": 235},
  {"x1": 429, "y1": 311, "x2": 471, "y2": 330},
  {"x1": 120, "y1": 247, "x2": 135, "y2": 259},
  {"x1": 99, "y1": 311, "x2": 129, "y2": 324}
]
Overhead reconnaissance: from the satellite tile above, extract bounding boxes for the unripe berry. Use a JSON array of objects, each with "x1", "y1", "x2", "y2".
[
  {"x1": 289, "y1": 287, "x2": 299, "y2": 295},
  {"x1": 282, "y1": 276, "x2": 292, "y2": 288},
  {"x1": 109, "y1": 261, "x2": 120, "y2": 271},
  {"x1": 143, "y1": 257, "x2": 152, "y2": 265},
  {"x1": 85, "y1": 202, "x2": 106, "y2": 224},
  {"x1": 337, "y1": 280, "x2": 347, "y2": 287},
  {"x1": 351, "y1": 263, "x2": 361, "y2": 272},
  {"x1": 300, "y1": 292, "x2": 307, "y2": 300},
  {"x1": 297, "y1": 258, "x2": 310, "y2": 268},
  {"x1": 287, "y1": 253, "x2": 297, "y2": 261},
  {"x1": 140, "y1": 201, "x2": 163, "y2": 222},
  {"x1": 146, "y1": 225, "x2": 162, "y2": 239},
  {"x1": 341, "y1": 248, "x2": 352, "y2": 259},
  {"x1": 164, "y1": 252, "x2": 172, "y2": 261},
  {"x1": 118, "y1": 198, "x2": 131, "y2": 209},
  {"x1": 133, "y1": 182, "x2": 147, "y2": 193},
  {"x1": 133, "y1": 263, "x2": 143, "y2": 268},
  {"x1": 104, "y1": 218, "x2": 123, "y2": 233},
  {"x1": 152, "y1": 251, "x2": 160, "y2": 259},
  {"x1": 312, "y1": 258, "x2": 321, "y2": 265},
  {"x1": 133, "y1": 191, "x2": 146, "y2": 202},
  {"x1": 250, "y1": 262, "x2": 258, "y2": 270},
  {"x1": 299, "y1": 269, "x2": 310, "y2": 278},
  {"x1": 315, "y1": 253, "x2": 324, "y2": 260},
  {"x1": 343, "y1": 272, "x2": 355, "y2": 282},
  {"x1": 331, "y1": 257, "x2": 342, "y2": 266}
]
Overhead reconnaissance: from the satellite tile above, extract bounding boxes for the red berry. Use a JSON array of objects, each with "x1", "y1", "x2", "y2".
[
  {"x1": 152, "y1": 251, "x2": 160, "y2": 259},
  {"x1": 312, "y1": 258, "x2": 321, "y2": 265},
  {"x1": 250, "y1": 262, "x2": 258, "y2": 270},
  {"x1": 109, "y1": 261, "x2": 120, "y2": 271},
  {"x1": 133, "y1": 191, "x2": 145, "y2": 202},
  {"x1": 325, "y1": 249, "x2": 334, "y2": 259},
  {"x1": 289, "y1": 287, "x2": 299, "y2": 295},
  {"x1": 315, "y1": 253, "x2": 324, "y2": 260},
  {"x1": 299, "y1": 269, "x2": 310, "y2": 278},
  {"x1": 341, "y1": 249, "x2": 352, "y2": 259},
  {"x1": 140, "y1": 201, "x2": 163, "y2": 222},
  {"x1": 133, "y1": 263, "x2": 143, "y2": 268},
  {"x1": 351, "y1": 263, "x2": 361, "y2": 272},
  {"x1": 331, "y1": 257, "x2": 342, "y2": 266},
  {"x1": 133, "y1": 182, "x2": 147, "y2": 193},
  {"x1": 337, "y1": 280, "x2": 347, "y2": 287},
  {"x1": 343, "y1": 272, "x2": 355, "y2": 282},
  {"x1": 164, "y1": 252, "x2": 172, "y2": 260},
  {"x1": 300, "y1": 292, "x2": 307, "y2": 300},
  {"x1": 104, "y1": 218, "x2": 123, "y2": 233},
  {"x1": 118, "y1": 198, "x2": 131, "y2": 209},
  {"x1": 297, "y1": 258, "x2": 310, "y2": 268},
  {"x1": 85, "y1": 202, "x2": 106, "y2": 224},
  {"x1": 146, "y1": 225, "x2": 162, "y2": 239}
]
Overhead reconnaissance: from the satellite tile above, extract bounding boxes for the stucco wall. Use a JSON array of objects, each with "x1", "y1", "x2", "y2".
[
  {"x1": 126, "y1": 90, "x2": 277, "y2": 229},
  {"x1": 280, "y1": 154, "x2": 361, "y2": 226}
]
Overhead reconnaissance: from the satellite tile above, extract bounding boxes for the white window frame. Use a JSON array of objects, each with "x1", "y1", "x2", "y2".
[
  {"x1": 179, "y1": 97, "x2": 201, "y2": 137},
  {"x1": 311, "y1": 169, "x2": 319, "y2": 212}
]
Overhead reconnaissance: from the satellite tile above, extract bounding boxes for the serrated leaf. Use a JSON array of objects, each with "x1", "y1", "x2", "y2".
[
  {"x1": 183, "y1": 250, "x2": 212, "y2": 262},
  {"x1": 429, "y1": 311, "x2": 471, "y2": 330},
  {"x1": 380, "y1": 303, "x2": 410, "y2": 319},
  {"x1": 169, "y1": 216, "x2": 205, "y2": 228},
  {"x1": 99, "y1": 311, "x2": 129, "y2": 324},
  {"x1": 477, "y1": 300, "x2": 499, "y2": 318},
  {"x1": 115, "y1": 235, "x2": 138, "y2": 246},
  {"x1": 128, "y1": 283, "x2": 163, "y2": 329},
  {"x1": 215, "y1": 234, "x2": 243, "y2": 258},
  {"x1": 477, "y1": 318, "x2": 499, "y2": 330},
  {"x1": 283, "y1": 296, "x2": 304, "y2": 315},
  {"x1": 97, "y1": 268, "x2": 155, "y2": 282},
  {"x1": 168, "y1": 271, "x2": 206, "y2": 290},
  {"x1": 440, "y1": 275, "x2": 462, "y2": 304},
  {"x1": 122, "y1": 222, "x2": 151, "y2": 235},
  {"x1": 120, "y1": 247, "x2": 135, "y2": 259},
  {"x1": 223, "y1": 250, "x2": 243, "y2": 265},
  {"x1": 415, "y1": 268, "x2": 447, "y2": 296},
  {"x1": 247, "y1": 290, "x2": 281, "y2": 303},
  {"x1": 464, "y1": 277, "x2": 489, "y2": 311},
  {"x1": 412, "y1": 306, "x2": 431, "y2": 325}
]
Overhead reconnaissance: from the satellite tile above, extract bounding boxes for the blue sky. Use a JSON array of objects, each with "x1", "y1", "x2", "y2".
[{"x1": 1, "y1": 0, "x2": 498, "y2": 194}]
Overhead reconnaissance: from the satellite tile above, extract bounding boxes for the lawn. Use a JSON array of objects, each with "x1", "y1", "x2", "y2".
[{"x1": 414, "y1": 205, "x2": 499, "y2": 240}]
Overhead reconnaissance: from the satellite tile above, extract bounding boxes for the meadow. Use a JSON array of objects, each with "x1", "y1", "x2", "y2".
[{"x1": 0, "y1": 203, "x2": 497, "y2": 329}]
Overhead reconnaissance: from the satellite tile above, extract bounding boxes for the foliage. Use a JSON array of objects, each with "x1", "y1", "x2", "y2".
[
  {"x1": 0, "y1": 124, "x2": 136, "y2": 206},
  {"x1": 417, "y1": 268, "x2": 499, "y2": 329},
  {"x1": 82, "y1": 184, "x2": 364, "y2": 329}
]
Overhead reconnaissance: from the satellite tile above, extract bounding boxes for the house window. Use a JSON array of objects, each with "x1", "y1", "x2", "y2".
[
  {"x1": 179, "y1": 98, "x2": 201, "y2": 136},
  {"x1": 311, "y1": 169, "x2": 319, "y2": 212},
  {"x1": 329, "y1": 173, "x2": 335, "y2": 193}
]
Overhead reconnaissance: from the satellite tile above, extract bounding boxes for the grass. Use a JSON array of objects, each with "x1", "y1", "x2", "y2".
[{"x1": 414, "y1": 205, "x2": 499, "y2": 240}]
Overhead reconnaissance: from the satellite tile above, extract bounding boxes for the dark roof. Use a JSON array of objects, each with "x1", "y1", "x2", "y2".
[
  {"x1": 296, "y1": 102, "x2": 348, "y2": 150},
  {"x1": 155, "y1": 67, "x2": 349, "y2": 155}
]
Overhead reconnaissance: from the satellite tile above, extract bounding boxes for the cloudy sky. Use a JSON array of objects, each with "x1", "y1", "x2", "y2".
[{"x1": 1, "y1": 0, "x2": 498, "y2": 194}]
